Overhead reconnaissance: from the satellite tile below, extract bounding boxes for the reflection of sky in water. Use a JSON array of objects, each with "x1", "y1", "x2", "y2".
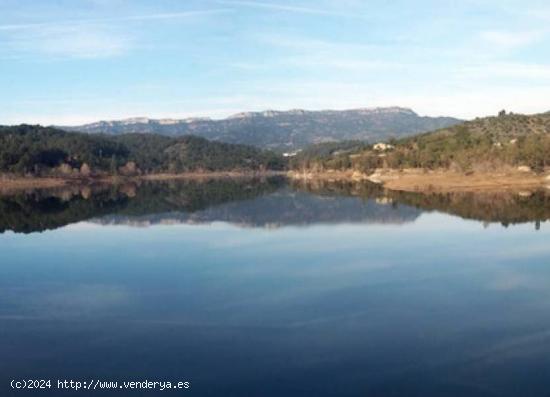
[{"x1": 1, "y1": 212, "x2": 550, "y2": 396}]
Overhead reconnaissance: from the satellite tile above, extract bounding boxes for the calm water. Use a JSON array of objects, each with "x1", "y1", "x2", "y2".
[{"x1": 2, "y1": 178, "x2": 550, "y2": 396}]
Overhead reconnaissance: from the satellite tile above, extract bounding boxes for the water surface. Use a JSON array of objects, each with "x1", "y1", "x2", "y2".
[{"x1": 2, "y1": 178, "x2": 550, "y2": 396}]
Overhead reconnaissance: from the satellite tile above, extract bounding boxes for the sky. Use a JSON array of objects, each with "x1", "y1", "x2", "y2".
[{"x1": 1, "y1": 0, "x2": 550, "y2": 125}]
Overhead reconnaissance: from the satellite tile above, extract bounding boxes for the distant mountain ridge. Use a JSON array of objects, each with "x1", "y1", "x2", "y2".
[{"x1": 63, "y1": 107, "x2": 463, "y2": 151}]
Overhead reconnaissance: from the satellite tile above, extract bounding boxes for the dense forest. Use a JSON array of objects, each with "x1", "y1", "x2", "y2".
[
  {"x1": 0, "y1": 125, "x2": 285, "y2": 176},
  {"x1": 290, "y1": 112, "x2": 550, "y2": 173}
]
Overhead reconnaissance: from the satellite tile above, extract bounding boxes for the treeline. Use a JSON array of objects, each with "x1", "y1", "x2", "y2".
[
  {"x1": 0, "y1": 125, "x2": 285, "y2": 176},
  {"x1": 290, "y1": 112, "x2": 550, "y2": 173}
]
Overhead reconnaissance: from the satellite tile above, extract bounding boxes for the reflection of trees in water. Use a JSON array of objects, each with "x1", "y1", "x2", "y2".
[
  {"x1": 0, "y1": 178, "x2": 285, "y2": 233},
  {"x1": 291, "y1": 179, "x2": 550, "y2": 228},
  {"x1": 1, "y1": 178, "x2": 548, "y2": 233},
  {"x1": 97, "y1": 177, "x2": 421, "y2": 228},
  {"x1": 116, "y1": 177, "x2": 286, "y2": 216},
  {"x1": 387, "y1": 190, "x2": 550, "y2": 227},
  {"x1": 0, "y1": 185, "x2": 130, "y2": 234},
  {"x1": 290, "y1": 178, "x2": 385, "y2": 200},
  {"x1": 0, "y1": 177, "x2": 420, "y2": 233},
  {"x1": 291, "y1": 179, "x2": 400, "y2": 210}
]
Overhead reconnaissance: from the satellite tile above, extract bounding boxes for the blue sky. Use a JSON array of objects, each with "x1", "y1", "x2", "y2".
[{"x1": 1, "y1": 0, "x2": 550, "y2": 125}]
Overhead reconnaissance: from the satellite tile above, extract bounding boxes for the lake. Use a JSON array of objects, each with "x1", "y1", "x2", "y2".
[{"x1": 2, "y1": 177, "x2": 550, "y2": 396}]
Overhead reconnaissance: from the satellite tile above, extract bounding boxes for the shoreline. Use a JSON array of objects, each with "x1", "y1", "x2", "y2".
[
  {"x1": 2, "y1": 169, "x2": 549, "y2": 194},
  {"x1": 287, "y1": 169, "x2": 550, "y2": 193},
  {"x1": 0, "y1": 171, "x2": 286, "y2": 194}
]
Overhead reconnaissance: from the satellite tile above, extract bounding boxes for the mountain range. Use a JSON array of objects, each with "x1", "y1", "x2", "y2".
[{"x1": 63, "y1": 107, "x2": 462, "y2": 151}]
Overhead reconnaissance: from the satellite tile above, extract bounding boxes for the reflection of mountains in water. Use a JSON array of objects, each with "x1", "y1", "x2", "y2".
[
  {"x1": 0, "y1": 178, "x2": 420, "y2": 233},
  {"x1": 96, "y1": 188, "x2": 421, "y2": 228},
  {"x1": 1, "y1": 177, "x2": 549, "y2": 234}
]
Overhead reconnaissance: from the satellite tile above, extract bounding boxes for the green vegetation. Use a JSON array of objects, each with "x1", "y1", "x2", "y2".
[
  {"x1": 0, "y1": 125, "x2": 285, "y2": 176},
  {"x1": 289, "y1": 141, "x2": 369, "y2": 171},
  {"x1": 6, "y1": 111, "x2": 550, "y2": 178},
  {"x1": 290, "y1": 112, "x2": 550, "y2": 173}
]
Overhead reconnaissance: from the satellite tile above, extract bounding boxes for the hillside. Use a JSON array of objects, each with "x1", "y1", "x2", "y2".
[
  {"x1": 290, "y1": 112, "x2": 550, "y2": 173},
  {"x1": 63, "y1": 107, "x2": 462, "y2": 151},
  {"x1": 0, "y1": 125, "x2": 284, "y2": 176}
]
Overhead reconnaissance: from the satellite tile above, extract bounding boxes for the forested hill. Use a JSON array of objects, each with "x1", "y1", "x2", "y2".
[
  {"x1": 63, "y1": 107, "x2": 462, "y2": 151},
  {"x1": 290, "y1": 111, "x2": 550, "y2": 172},
  {"x1": 0, "y1": 125, "x2": 285, "y2": 176}
]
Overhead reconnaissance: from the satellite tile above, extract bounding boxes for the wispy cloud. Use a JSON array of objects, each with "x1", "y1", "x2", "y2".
[
  {"x1": 525, "y1": 7, "x2": 550, "y2": 22},
  {"x1": 0, "y1": 8, "x2": 229, "y2": 59},
  {"x1": 459, "y1": 62, "x2": 550, "y2": 79},
  {"x1": 246, "y1": 34, "x2": 400, "y2": 72},
  {"x1": 3, "y1": 25, "x2": 132, "y2": 59},
  {"x1": 0, "y1": 9, "x2": 231, "y2": 31},
  {"x1": 217, "y1": 0, "x2": 365, "y2": 18},
  {"x1": 229, "y1": 54, "x2": 401, "y2": 73},
  {"x1": 258, "y1": 34, "x2": 378, "y2": 52},
  {"x1": 479, "y1": 29, "x2": 546, "y2": 50}
]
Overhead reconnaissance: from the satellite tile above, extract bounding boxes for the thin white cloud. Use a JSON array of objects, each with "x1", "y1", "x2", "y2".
[
  {"x1": 217, "y1": 0, "x2": 365, "y2": 18},
  {"x1": 248, "y1": 34, "x2": 397, "y2": 72},
  {"x1": 0, "y1": 9, "x2": 231, "y2": 31},
  {"x1": 525, "y1": 7, "x2": 550, "y2": 22},
  {"x1": 479, "y1": 29, "x2": 546, "y2": 50},
  {"x1": 4, "y1": 25, "x2": 132, "y2": 59},
  {"x1": 258, "y1": 34, "x2": 378, "y2": 52},
  {"x1": 459, "y1": 62, "x2": 550, "y2": 79},
  {"x1": 0, "y1": 8, "x2": 229, "y2": 59},
  {"x1": 285, "y1": 55, "x2": 401, "y2": 71},
  {"x1": 229, "y1": 56, "x2": 400, "y2": 72}
]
